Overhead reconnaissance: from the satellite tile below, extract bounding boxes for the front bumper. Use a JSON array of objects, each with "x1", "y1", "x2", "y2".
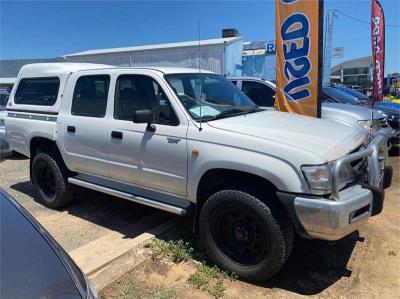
[
  {"x1": 294, "y1": 185, "x2": 372, "y2": 240},
  {"x1": 281, "y1": 128, "x2": 392, "y2": 241}
]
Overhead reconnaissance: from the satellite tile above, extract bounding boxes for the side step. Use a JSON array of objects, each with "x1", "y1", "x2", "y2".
[{"x1": 68, "y1": 177, "x2": 190, "y2": 216}]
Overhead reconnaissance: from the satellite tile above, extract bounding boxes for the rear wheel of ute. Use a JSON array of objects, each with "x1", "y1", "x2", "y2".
[{"x1": 31, "y1": 152, "x2": 75, "y2": 208}]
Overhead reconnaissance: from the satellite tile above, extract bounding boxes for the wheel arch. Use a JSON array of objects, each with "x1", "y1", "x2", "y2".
[
  {"x1": 196, "y1": 168, "x2": 280, "y2": 209},
  {"x1": 192, "y1": 168, "x2": 295, "y2": 235},
  {"x1": 30, "y1": 136, "x2": 59, "y2": 157},
  {"x1": 29, "y1": 136, "x2": 71, "y2": 181}
]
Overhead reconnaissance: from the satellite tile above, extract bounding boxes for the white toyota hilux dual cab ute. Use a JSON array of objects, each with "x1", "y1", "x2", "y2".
[{"x1": 5, "y1": 63, "x2": 393, "y2": 281}]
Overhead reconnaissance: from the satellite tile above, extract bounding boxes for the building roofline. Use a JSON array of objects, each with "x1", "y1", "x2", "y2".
[
  {"x1": 331, "y1": 56, "x2": 372, "y2": 73},
  {"x1": 64, "y1": 36, "x2": 243, "y2": 58}
]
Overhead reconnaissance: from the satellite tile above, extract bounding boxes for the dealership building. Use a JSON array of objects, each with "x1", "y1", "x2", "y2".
[
  {"x1": 64, "y1": 35, "x2": 245, "y2": 77},
  {"x1": 330, "y1": 56, "x2": 373, "y2": 89},
  {"x1": 0, "y1": 30, "x2": 388, "y2": 92},
  {"x1": 0, "y1": 30, "x2": 280, "y2": 88}
]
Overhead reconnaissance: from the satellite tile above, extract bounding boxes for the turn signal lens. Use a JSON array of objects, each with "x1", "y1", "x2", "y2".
[{"x1": 301, "y1": 164, "x2": 332, "y2": 195}]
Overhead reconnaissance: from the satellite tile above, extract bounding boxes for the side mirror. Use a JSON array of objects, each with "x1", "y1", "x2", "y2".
[
  {"x1": 133, "y1": 109, "x2": 153, "y2": 123},
  {"x1": 133, "y1": 109, "x2": 156, "y2": 132}
]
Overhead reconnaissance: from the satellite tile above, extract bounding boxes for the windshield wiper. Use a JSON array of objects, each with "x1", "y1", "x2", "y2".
[
  {"x1": 201, "y1": 108, "x2": 244, "y2": 121},
  {"x1": 207, "y1": 106, "x2": 260, "y2": 121},
  {"x1": 248, "y1": 105, "x2": 261, "y2": 112}
]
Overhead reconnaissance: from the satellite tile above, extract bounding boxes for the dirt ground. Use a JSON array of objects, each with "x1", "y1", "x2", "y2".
[{"x1": 101, "y1": 152, "x2": 400, "y2": 299}]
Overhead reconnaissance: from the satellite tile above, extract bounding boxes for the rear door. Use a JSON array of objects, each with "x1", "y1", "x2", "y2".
[
  {"x1": 60, "y1": 71, "x2": 111, "y2": 177},
  {"x1": 108, "y1": 71, "x2": 188, "y2": 197}
]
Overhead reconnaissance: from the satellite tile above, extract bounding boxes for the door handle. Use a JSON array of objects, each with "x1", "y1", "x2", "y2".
[
  {"x1": 111, "y1": 131, "x2": 123, "y2": 139},
  {"x1": 67, "y1": 126, "x2": 76, "y2": 133}
]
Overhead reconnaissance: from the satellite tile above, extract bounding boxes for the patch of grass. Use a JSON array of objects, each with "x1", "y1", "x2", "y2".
[
  {"x1": 101, "y1": 275, "x2": 175, "y2": 299},
  {"x1": 188, "y1": 264, "x2": 236, "y2": 298},
  {"x1": 148, "y1": 238, "x2": 194, "y2": 263},
  {"x1": 388, "y1": 250, "x2": 397, "y2": 256},
  {"x1": 146, "y1": 231, "x2": 237, "y2": 298}
]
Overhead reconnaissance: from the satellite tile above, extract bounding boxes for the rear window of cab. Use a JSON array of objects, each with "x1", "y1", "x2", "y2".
[{"x1": 14, "y1": 77, "x2": 60, "y2": 106}]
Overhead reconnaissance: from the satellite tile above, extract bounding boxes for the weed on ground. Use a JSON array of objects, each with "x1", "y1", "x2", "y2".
[
  {"x1": 188, "y1": 264, "x2": 237, "y2": 298},
  {"x1": 100, "y1": 274, "x2": 175, "y2": 299},
  {"x1": 145, "y1": 234, "x2": 237, "y2": 298},
  {"x1": 148, "y1": 238, "x2": 193, "y2": 263}
]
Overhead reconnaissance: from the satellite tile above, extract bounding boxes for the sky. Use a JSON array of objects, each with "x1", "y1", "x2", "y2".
[{"x1": 0, "y1": 0, "x2": 399, "y2": 75}]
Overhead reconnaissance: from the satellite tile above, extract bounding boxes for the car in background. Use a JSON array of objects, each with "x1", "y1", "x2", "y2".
[
  {"x1": 330, "y1": 86, "x2": 399, "y2": 148},
  {"x1": 0, "y1": 89, "x2": 12, "y2": 159},
  {"x1": 0, "y1": 189, "x2": 98, "y2": 299},
  {"x1": 322, "y1": 86, "x2": 366, "y2": 105},
  {"x1": 0, "y1": 111, "x2": 12, "y2": 160},
  {"x1": 335, "y1": 85, "x2": 370, "y2": 103},
  {"x1": 0, "y1": 89, "x2": 10, "y2": 110},
  {"x1": 229, "y1": 77, "x2": 390, "y2": 138}
]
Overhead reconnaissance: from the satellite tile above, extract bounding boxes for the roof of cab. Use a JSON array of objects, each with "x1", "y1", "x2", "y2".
[{"x1": 19, "y1": 63, "x2": 215, "y2": 77}]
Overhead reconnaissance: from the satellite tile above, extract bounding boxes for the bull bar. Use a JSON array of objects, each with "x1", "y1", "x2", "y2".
[{"x1": 331, "y1": 128, "x2": 392, "y2": 201}]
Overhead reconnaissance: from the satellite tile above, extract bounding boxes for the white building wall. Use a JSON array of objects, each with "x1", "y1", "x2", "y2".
[{"x1": 68, "y1": 44, "x2": 225, "y2": 74}]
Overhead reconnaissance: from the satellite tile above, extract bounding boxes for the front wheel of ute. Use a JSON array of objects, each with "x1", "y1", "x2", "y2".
[{"x1": 198, "y1": 189, "x2": 293, "y2": 282}]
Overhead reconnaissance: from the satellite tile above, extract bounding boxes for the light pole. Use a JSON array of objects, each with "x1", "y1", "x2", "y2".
[{"x1": 322, "y1": 8, "x2": 336, "y2": 86}]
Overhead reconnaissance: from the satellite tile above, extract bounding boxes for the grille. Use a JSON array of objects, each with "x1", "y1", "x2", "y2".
[
  {"x1": 378, "y1": 118, "x2": 388, "y2": 128},
  {"x1": 351, "y1": 157, "x2": 368, "y2": 183}
]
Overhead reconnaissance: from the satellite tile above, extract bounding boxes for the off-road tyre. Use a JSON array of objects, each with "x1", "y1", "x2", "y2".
[
  {"x1": 31, "y1": 151, "x2": 75, "y2": 209},
  {"x1": 199, "y1": 189, "x2": 293, "y2": 282}
]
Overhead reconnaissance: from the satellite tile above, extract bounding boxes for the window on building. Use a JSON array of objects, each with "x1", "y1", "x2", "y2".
[
  {"x1": 71, "y1": 75, "x2": 110, "y2": 117},
  {"x1": 241, "y1": 81, "x2": 275, "y2": 107},
  {"x1": 14, "y1": 77, "x2": 60, "y2": 106},
  {"x1": 114, "y1": 75, "x2": 179, "y2": 126}
]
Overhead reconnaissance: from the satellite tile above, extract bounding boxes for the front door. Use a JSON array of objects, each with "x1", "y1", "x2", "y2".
[{"x1": 108, "y1": 73, "x2": 188, "y2": 198}]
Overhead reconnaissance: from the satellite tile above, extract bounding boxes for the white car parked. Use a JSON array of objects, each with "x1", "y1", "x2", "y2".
[{"x1": 5, "y1": 63, "x2": 392, "y2": 281}]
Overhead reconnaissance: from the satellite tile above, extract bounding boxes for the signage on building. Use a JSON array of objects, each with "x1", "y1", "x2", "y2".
[
  {"x1": 274, "y1": 0, "x2": 323, "y2": 118},
  {"x1": 265, "y1": 42, "x2": 276, "y2": 55},
  {"x1": 331, "y1": 47, "x2": 344, "y2": 58}
]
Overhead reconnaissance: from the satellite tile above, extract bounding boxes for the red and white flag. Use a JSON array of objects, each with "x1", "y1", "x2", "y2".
[{"x1": 371, "y1": 0, "x2": 385, "y2": 101}]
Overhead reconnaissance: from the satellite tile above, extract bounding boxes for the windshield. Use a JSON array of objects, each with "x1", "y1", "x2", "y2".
[
  {"x1": 165, "y1": 73, "x2": 257, "y2": 121},
  {"x1": 322, "y1": 87, "x2": 363, "y2": 105},
  {"x1": 336, "y1": 86, "x2": 370, "y2": 102}
]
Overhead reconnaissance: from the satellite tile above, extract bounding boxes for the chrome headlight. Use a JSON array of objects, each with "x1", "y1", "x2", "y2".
[
  {"x1": 302, "y1": 162, "x2": 357, "y2": 196},
  {"x1": 336, "y1": 162, "x2": 357, "y2": 190},
  {"x1": 301, "y1": 164, "x2": 332, "y2": 195}
]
